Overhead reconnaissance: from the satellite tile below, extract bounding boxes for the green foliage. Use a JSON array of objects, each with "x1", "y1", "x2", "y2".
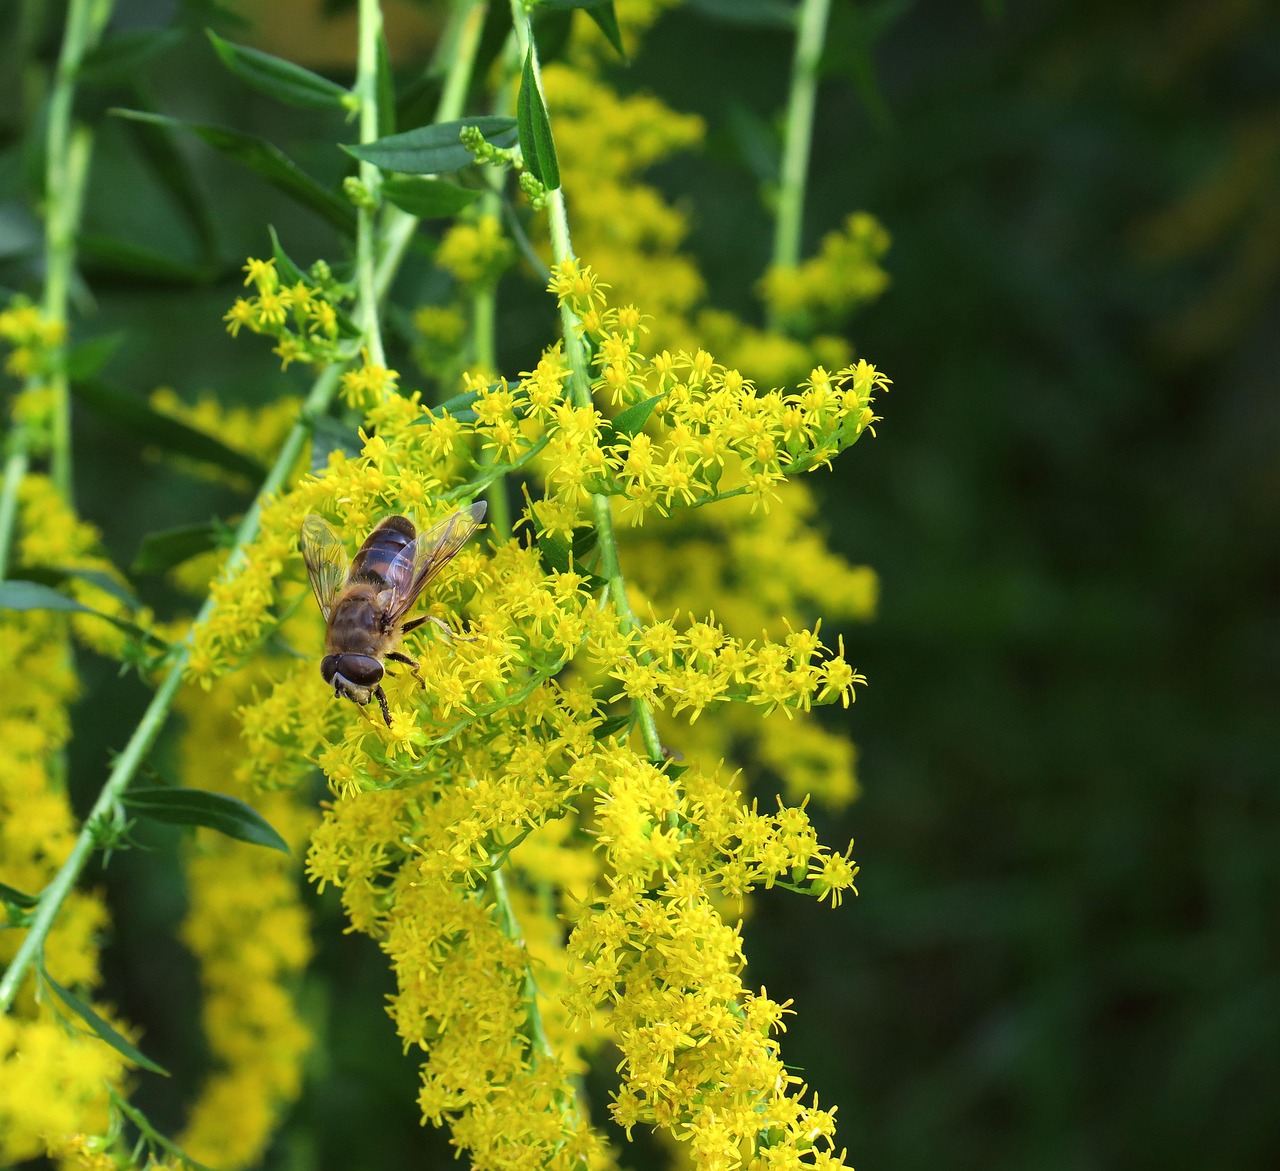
[{"x1": 122, "y1": 787, "x2": 290, "y2": 853}]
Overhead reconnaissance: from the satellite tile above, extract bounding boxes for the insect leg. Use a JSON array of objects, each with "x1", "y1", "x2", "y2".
[
  {"x1": 387, "y1": 650, "x2": 425, "y2": 688},
  {"x1": 401, "y1": 616, "x2": 428, "y2": 633},
  {"x1": 374, "y1": 685, "x2": 392, "y2": 726}
]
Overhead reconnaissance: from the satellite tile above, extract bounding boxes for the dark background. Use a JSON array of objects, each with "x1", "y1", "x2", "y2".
[{"x1": 3, "y1": 0, "x2": 1279, "y2": 1168}]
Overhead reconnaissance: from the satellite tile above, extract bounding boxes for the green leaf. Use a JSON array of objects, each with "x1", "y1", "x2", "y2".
[
  {"x1": 206, "y1": 30, "x2": 350, "y2": 110},
  {"x1": 594, "y1": 711, "x2": 633, "y2": 739},
  {"x1": 0, "y1": 880, "x2": 39, "y2": 910},
  {"x1": 13, "y1": 565, "x2": 140, "y2": 610},
  {"x1": 71, "y1": 378, "x2": 267, "y2": 482},
  {"x1": 344, "y1": 116, "x2": 519, "y2": 175},
  {"x1": 42, "y1": 968, "x2": 170, "y2": 1075},
  {"x1": 537, "y1": 0, "x2": 626, "y2": 59},
  {"x1": 380, "y1": 176, "x2": 480, "y2": 219},
  {"x1": 110, "y1": 109, "x2": 356, "y2": 235},
  {"x1": 610, "y1": 393, "x2": 664, "y2": 437},
  {"x1": 267, "y1": 224, "x2": 310, "y2": 285},
  {"x1": 79, "y1": 27, "x2": 184, "y2": 84},
  {"x1": 517, "y1": 49, "x2": 560, "y2": 191},
  {"x1": 132, "y1": 523, "x2": 221, "y2": 574},
  {"x1": 417, "y1": 388, "x2": 480, "y2": 424},
  {"x1": 0, "y1": 580, "x2": 166, "y2": 648},
  {"x1": 78, "y1": 233, "x2": 216, "y2": 285},
  {"x1": 66, "y1": 332, "x2": 126, "y2": 381},
  {"x1": 571, "y1": 527, "x2": 599, "y2": 559},
  {"x1": 536, "y1": 534, "x2": 572, "y2": 574},
  {"x1": 123, "y1": 788, "x2": 290, "y2": 853}
]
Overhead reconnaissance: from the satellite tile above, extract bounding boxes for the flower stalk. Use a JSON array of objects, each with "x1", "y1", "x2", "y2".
[{"x1": 769, "y1": 0, "x2": 832, "y2": 326}]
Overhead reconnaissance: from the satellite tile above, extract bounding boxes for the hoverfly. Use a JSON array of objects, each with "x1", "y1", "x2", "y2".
[{"x1": 300, "y1": 502, "x2": 486, "y2": 725}]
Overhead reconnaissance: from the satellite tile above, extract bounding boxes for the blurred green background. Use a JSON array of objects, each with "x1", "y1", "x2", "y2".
[{"x1": 4, "y1": 0, "x2": 1279, "y2": 1168}]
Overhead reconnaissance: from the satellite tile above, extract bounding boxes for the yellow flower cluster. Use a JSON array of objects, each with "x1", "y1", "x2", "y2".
[
  {"x1": 566, "y1": 758, "x2": 855, "y2": 1168},
  {"x1": 18, "y1": 474, "x2": 156, "y2": 662},
  {"x1": 0, "y1": 541, "x2": 131, "y2": 1160},
  {"x1": 0, "y1": 296, "x2": 65, "y2": 379},
  {"x1": 436, "y1": 214, "x2": 517, "y2": 289},
  {"x1": 192, "y1": 248, "x2": 876, "y2": 1167},
  {"x1": 760, "y1": 212, "x2": 892, "y2": 333},
  {"x1": 174, "y1": 673, "x2": 317, "y2": 1169},
  {"x1": 223, "y1": 256, "x2": 348, "y2": 369},
  {"x1": 542, "y1": 260, "x2": 889, "y2": 520}
]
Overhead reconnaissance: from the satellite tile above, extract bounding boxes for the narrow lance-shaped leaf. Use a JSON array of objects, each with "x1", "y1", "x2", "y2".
[
  {"x1": 517, "y1": 48, "x2": 561, "y2": 190},
  {"x1": 42, "y1": 966, "x2": 170, "y2": 1075},
  {"x1": 380, "y1": 176, "x2": 480, "y2": 219},
  {"x1": 0, "y1": 880, "x2": 40, "y2": 910},
  {"x1": 123, "y1": 788, "x2": 290, "y2": 854},
  {"x1": 14, "y1": 565, "x2": 140, "y2": 610},
  {"x1": 343, "y1": 116, "x2": 518, "y2": 175},
  {"x1": 71, "y1": 377, "x2": 266, "y2": 481},
  {"x1": 537, "y1": 0, "x2": 626, "y2": 60},
  {"x1": 609, "y1": 393, "x2": 664, "y2": 438},
  {"x1": 0, "y1": 581, "x2": 167, "y2": 649},
  {"x1": 111, "y1": 109, "x2": 357, "y2": 235},
  {"x1": 206, "y1": 30, "x2": 351, "y2": 110}
]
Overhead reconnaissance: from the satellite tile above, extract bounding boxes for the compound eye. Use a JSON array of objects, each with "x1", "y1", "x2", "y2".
[
  {"x1": 336, "y1": 653, "x2": 383, "y2": 687},
  {"x1": 320, "y1": 654, "x2": 341, "y2": 685}
]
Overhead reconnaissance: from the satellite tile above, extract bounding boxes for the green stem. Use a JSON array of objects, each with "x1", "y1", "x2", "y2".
[
  {"x1": 356, "y1": 0, "x2": 387, "y2": 368},
  {"x1": 521, "y1": 28, "x2": 665, "y2": 766},
  {"x1": 0, "y1": 441, "x2": 29, "y2": 581},
  {"x1": 769, "y1": 0, "x2": 831, "y2": 327},
  {"x1": 44, "y1": 0, "x2": 112, "y2": 499}
]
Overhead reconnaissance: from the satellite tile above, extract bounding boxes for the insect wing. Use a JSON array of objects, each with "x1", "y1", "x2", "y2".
[
  {"x1": 381, "y1": 501, "x2": 487, "y2": 622},
  {"x1": 300, "y1": 514, "x2": 351, "y2": 620}
]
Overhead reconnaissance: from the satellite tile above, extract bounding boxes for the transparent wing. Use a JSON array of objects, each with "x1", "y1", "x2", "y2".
[
  {"x1": 300, "y1": 514, "x2": 350, "y2": 620},
  {"x1": 381, "y1": 501, "x2": 487, "y2": 623}
]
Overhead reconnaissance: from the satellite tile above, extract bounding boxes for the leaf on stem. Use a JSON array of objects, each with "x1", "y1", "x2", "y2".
[
  {"x1": 342, "y1": 116, "x2": 518, "y2": 174},
  {"x1": 70, "y1": 378, "x2": 267, "y2": 481},
  {"x1": 517, "y1": 49, "x2": 560, "y2": 191},
  {"x1": 607, "y1": 393, "x2": 665, "y2": 438},
  {"x1": 13, "y1": 565, "x2": 140, "y2": 610},
  {"x1": 123, "y1": 787, "x2": 290, "y2": 853},
  {"x1": 206, "y1": 30, "x2": 351, "y2": 110},
  {"x1": 380, "y1": 176, "x2": 480, "y2": 218},
  {"x1": 42, "y1": 966, "x2": 170, "y2": 1075},
  {"x1": 0, "y1": 581, "x2": 167, "y2": 649},
  {"x1": 110, "y1": 109, "x2": 357, "y2": 235},
  {"x1": 536, "y1": 0, "x2": 626, "y2": 60},
  {"x1": 0, "y1": 880, "x2": 40, "y2": 910}
]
